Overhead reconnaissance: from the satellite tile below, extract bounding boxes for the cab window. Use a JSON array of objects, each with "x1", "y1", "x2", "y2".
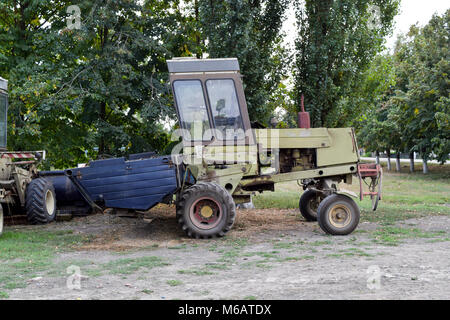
[
  {"x1": 173, "y1": 80, "x2": 212, "y2": 141},
  {"x1": 206, "y1": 79, "x2": 245, "y2": 140}
]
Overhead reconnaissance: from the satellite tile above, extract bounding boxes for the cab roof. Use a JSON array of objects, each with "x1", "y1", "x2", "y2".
[
  {"x1": 167, "y1": 58, "x2": 240, "y2": 74},
  {"x1": 0, "y1": 77, "x2": 7, "y2": 92}
]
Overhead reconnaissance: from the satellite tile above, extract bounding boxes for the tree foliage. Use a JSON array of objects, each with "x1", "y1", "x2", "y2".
[
  {"x1": 358, "y1": 10, "x2": 449, "y2": 165},
  {"x1": 1, "y1": 0, "x2": 189, "y2": 168},
  {"x1": 293, "y1": 0, "x2": 400, "y2": 127},
  {"x1": 199, "y1": 0, "x2": 289, "y2": 123}
]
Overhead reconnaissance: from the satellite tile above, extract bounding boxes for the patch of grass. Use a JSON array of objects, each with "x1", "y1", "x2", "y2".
[
  {"x1": 273, "y1": 241, "x2": 295, "y2": 249},
  {"x1": 244, "y1": 295, "x2": 257, "y2": 300},
  {"x1": 141, "y1": 289, "x2": 154, "y2": 294},
  {"x1": 0, "y1": 229, "x2": 90, "y2": 261},
  {"x1": 205, "y1": 263, "x2": 228, "y2": 270},
  {"x1": 167, "y1": 279, "x2": 183, "y2": 286},
  {"x1": 371, "y1": 226, "x2": 447, "y2": 246},
  {"x1": 337, "y1": 248, "x2": 373, "y2": 257},
  {"x1": 177, "y1": 269, "x2": 214, "y2": 276},
  {"x1": 168, "y1": 244, "x2": 187, "y2": 250},
  {"x1": 309, "y1": 240, "x2": 332, "y2": 246},
  {"x1": 253, "y1": 191, "x2": 299, "y2": 209},
  {"x1": 426, "y1": 237, "x2": 450, "y2": 243},
  {"x1": 243, "y1": 251, "x2": 279, "y2": 259},
  {"x1": 0, "y1": 229, "x2": 91, "y2": 291},
  {"x1": 225, "y1": 238, "x2": 249, "y2": 249},
  {"x1": 0, "y1": 291, "x2": 9, "y2": 299},
  {"x1": 103, "y1": 256, "x2": 169, "y2": 275}
]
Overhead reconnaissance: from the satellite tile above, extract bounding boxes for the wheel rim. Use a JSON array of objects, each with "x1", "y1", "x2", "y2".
[
  {"x1": 45, "y1": 190, "x2": 55, "y2": 216},
  {"x1": 328, "y1": 204, "x2": 352, "y2": 228},
  {"x1": 189, "y1": 197, "x2": 222, "y2": 230}
]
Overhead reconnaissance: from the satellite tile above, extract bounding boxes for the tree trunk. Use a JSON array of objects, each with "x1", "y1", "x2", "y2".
[
  {"x1": 395, "y1": 152, "x2": 401, "y2": 172},
  {"x1": 375, "y1": 151, "x2": 380, "y2": 165},
  {"x1": 409, "y1": 152, "x2": 415, "y2": 173},
  {"x1": 386, "y1": 149, "x2": 391, "y2": 171},
  {"x1": 194, "y1": 0, "x2": 202, "y2": 59},
  {"x1": 423, "y1": 159, "x2": 429, "y2": 174}
]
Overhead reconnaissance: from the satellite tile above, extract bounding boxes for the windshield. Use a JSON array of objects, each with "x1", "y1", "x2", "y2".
[
  {"x1": 0, "y1": 93, "x2": 7, "y2": 149},
  {"x1": 206, "y1": 79, "x2": 245, "y2": 141},
  {"x1": 173, "y1": 80, "x2": 212, "y2": 141}
]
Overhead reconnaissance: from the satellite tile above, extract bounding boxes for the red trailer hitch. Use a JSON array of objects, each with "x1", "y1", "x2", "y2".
[{"x1": 357, "y1": 163, "x2": 383, "y2": 211}]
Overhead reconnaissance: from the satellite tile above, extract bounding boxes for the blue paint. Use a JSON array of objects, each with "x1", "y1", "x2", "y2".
[{"x1": 43, "y1": 155, "x2": 179, "y2": 211}]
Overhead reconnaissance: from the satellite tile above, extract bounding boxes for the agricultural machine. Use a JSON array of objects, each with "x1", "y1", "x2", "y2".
[
  {"x1": 37, "y1": 58, "x2": 382, "y2": 238},
  {"x1": 0, "y1": 58, "x2": 382, "y2": 238},
  {"x1": 0, "y1": 77, "x2": 57, "y2": 236}
]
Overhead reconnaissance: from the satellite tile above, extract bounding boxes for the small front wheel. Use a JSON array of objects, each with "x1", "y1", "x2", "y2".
[
  {"x1": 176, "y1": 182, "x2": 236, "y2": 239},
  {"x1": 317, "y1": 194, "x2": 360, "y2": 235}
]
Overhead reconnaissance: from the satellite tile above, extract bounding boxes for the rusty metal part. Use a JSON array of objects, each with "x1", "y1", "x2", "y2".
[{"x1": 357, "y1": 163, "x2": 383, "y2": 211}]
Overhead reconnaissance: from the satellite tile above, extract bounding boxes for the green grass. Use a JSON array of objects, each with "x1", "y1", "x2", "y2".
[
  {"x1": 371, "y1": 226, "x2": 447, "y2": 246},
  {"x1": 141, "y1": 289, "x2": 154, "y2": 294},
  {"x1": 177, "y1": 269, "x2": 214, "y2": 276},
  {"x1": 102, "y1": 256, "x2": 170, "y2": 275},
  {"x1": 0, "y1": 229, "x2": 92, "y2": 292},
  {"x1": 167, "y1": 279, "x2": 183, "y2": 286},
  {"x1": 253, "y1": 163, "x2": 450, "y2": 224}
]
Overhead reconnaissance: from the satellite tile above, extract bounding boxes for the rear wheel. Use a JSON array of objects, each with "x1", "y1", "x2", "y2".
[
  {"x1": 299, "y1": 189, "x2": 323, "y2": 221},
  {"x1": 176, "y1": 182, "x2": 236, "y2": 239},
  {"x1": 26, "y1": 178, "x2": 57, "y2": 224},
  {"x1": 317, "y1": 194, "x2": 360, "y2": 235}
]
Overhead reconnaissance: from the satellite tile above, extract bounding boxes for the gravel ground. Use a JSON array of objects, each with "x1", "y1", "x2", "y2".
[{"x1": 5, "y1": 208, "x2": 450, "y2": 300}]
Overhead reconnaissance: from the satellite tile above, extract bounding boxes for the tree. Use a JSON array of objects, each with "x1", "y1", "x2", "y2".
[
  {"x1": 0, "y1": 0, "x2": 186, "y2": 168},
  {"x1": 293, "y1": 0, "x2": 400, "y2": 128},
  {"x1": 357, "y1": 10, "x2": 450, "y2": 173},
  {"x1": 381, "y1": 11, "x2": 450, "y2": 172},
  {"x1": 199, "y1": 0, "x2": 289, "y2": 123}
]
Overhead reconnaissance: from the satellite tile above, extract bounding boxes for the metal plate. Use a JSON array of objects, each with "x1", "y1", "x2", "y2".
[{"x1": 167, "y1": 58, "x2": 240, "y2": 73}]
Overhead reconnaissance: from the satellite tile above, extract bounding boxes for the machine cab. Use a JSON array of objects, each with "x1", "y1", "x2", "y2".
[
  {"x1": 0, "y1": 77, "x2": 7, "y2": 151},
  {"x1": 167, "y1": 58, "x2": 255, "y2": 147}
]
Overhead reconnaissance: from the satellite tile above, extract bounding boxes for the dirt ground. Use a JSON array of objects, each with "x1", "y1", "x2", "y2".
[{"x1": 5, "y1": 206, "x2": 450, "y2": 300}]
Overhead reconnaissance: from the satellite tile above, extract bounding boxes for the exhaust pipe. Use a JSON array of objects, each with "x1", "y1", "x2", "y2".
[{"x1": 297, "y1": 94, "x2": 310, "y2": 129}]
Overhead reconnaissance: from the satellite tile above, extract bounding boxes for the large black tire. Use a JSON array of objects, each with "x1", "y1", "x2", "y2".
[
  {"x1": 299, "y1": 189, "x2": 322, "y2": 221},
  {"x1": 317, "y1": 194, "x2": 360, "y2": 235},
  {"x1": 25, "y1": 178, "x2": 57, "y2": 224},
  {"x1": 176, "y1": 182, "x2": 236, "y2": 239}
]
